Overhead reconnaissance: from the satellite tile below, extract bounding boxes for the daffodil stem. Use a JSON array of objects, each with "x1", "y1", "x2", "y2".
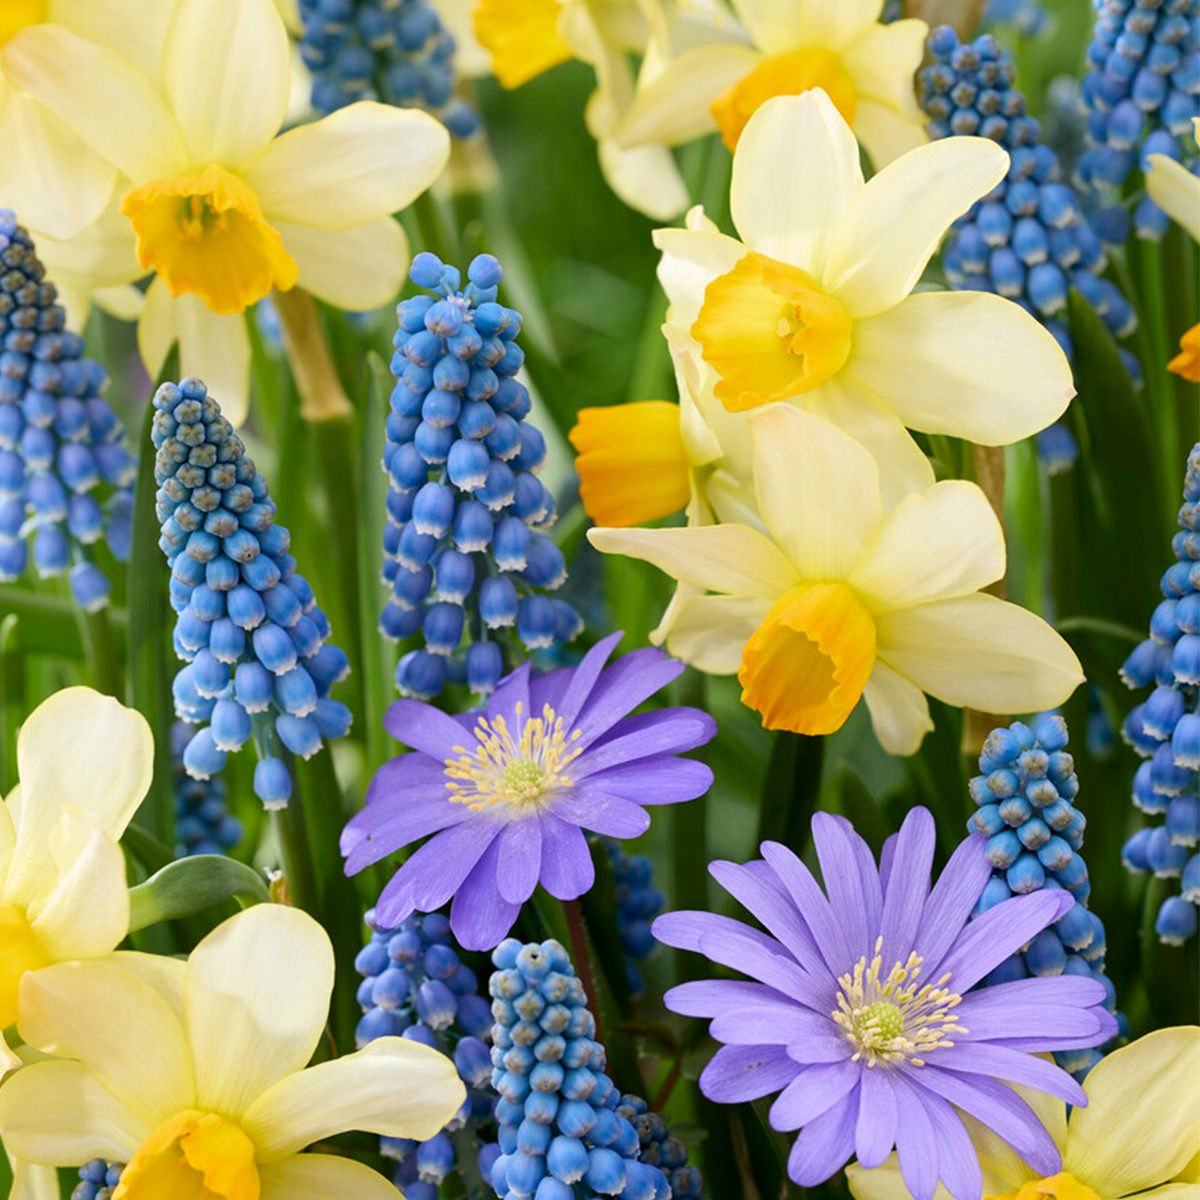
[
  {"x1": 563, "y1": 898, "x2": 604, "y2": 1049},
  {"x1": 273, "y1": 288, "x2": 354, "y2": 422},
  {"x1": 77, "y1": 604, "x2": 121, "y2": 699}
]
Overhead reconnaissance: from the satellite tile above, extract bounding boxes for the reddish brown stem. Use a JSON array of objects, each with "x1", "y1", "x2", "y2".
[{"x1": 563, "y1": 899, "x2": 604, "y2": 1049}]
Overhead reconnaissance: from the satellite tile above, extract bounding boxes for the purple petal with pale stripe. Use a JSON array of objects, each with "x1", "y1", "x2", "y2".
[
  {"x1": 878, "y1": 807, "x2": 935, "y2": 962},
  {"x1": 785, "y1": 1086, "x2": 860, "y2": 1186},
  {"x1": 914, "y1": 833, "x2": 992, "y2": 976},
  {"x1": 551, "y1": 630, "x2": 622, "y2": 731},
  {"x1": 583, "y1": 756, "x2": 713, "y2": 805},
  {"x1": 363, "y1": 751, "x2": 448, "y2": 805},
  {"x1": 528, "y1": 663, "x2": 574, "y2": 714},
  {"x1": 664, "y1": 979, "x2": 794, "y2": 1018},
  {"x1": 697, "y1": 925, "x2": 818, "y2": 999},
  {"x1": 699, "y1": 1044, "x2": 800, "y2": 1103},
  {"x1": 812, "y1": 813, "x2": 872, "y2": 963},
  {"x1": 953, "y1": 1001, "x2": 1109, "y2": 1045},
  {"x1": 891, "y1": 1075, "x2": 939, "y2": 1200},
  {"x1": 341, "y1": 791, "x2": 468, "y2": 871},
  {"x1": 925, "y1": 1040, "x2": 1086, "y2": 1106},
  {"x1": 761, "y1": 842, "x2": 852, "y2": 977},
  {"x1": 486, "y1": 660, "x2": 531, "y2": 722},
  {"x1": 855, "y1": 1067, "x2": 898, "y2": 1169},
  {"x1": 383, "y1": 699, "x2": 471, "y2": 759},
  {"x1": 914, "y1": 1090, "x2": 981, "y2": 1200},
  {"x1": 573, "y1": 645, "x2": 685, "y2": 745},
  {"x1": 374, "y1": 819, "x2": 499, "y2": 924},
  {"x1": 538, "y1": 816, "x2": 594, "y2": 900},
  {"x1": 786, "y1": 1028, "x2": 855, "y2": 1065},
  {"x1": 553, "y1": 788, "x2": 651, "y2": 838},
  {"x1": 710, "y1": 1004, "x2": 833, "y2": 1047},
  {"x1": 574, "y1": 708, "x2": 716, "y2": 776},
  {"x1": 496, "y1": 817, "x2": 543, "y2": 904},
  {"x1": 450, "y1": 836, "x2": 521, "y2": 950},
  {"x1": 769, "y1": 1059, "x2": 861, "y2": 1131}
]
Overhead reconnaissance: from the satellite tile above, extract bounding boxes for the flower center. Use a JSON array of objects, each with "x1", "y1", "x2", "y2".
[
  {"x1": 120, "y1": 164, "x2": 299, "y2": 316},
  {"x1": 0, "y1": 0, "x2": 45, "y2": 46},
  {"x1": 444, "y1": 701, "x2": 583, "y2": 811},
  {"x1": 711, "y1": 48, "x2": 858, "y2": 150},
  {"x1": 113, "y1": 1110, "x2": 259, "y2": 1200},
  {"x1": 739, "y1": 582, "x2": 875, "y2": 735},
  {"x1": 832, "y1": 938, "x2": 965, "y2": 1068},
  {"x1": 474, "y1": 0, "x2": 572, "y2": 89},
  {"x1": 0, "y1": 901, "x2": 48, "y2": 1027},
  {"x1": 989, "y1": 1173, "x2": 1103, "y2": 1200},
  {"x1": 691, "y1": 252, "x2": 853, "y2": 413}
]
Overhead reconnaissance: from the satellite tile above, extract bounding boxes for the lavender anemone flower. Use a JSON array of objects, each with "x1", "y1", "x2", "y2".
[
  {"x1": 342, "y1": 632, "x2": 716, "y2": 949},
  {"x1": 654, "y1": 808, "x2": 1118, "y2": 1200}
]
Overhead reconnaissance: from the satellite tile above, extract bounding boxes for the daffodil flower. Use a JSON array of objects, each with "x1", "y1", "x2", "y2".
[
  {"x1": 653, "y1": 91, "x2": 1075, "y2": 498},
  {"x1": 0, "y1": 904, "x2": 467, "y2": 1200},
  {"x1": 846, "y1": 1026, "x2": 1200, "y2": 1200},
  {"x1": 618, "y1": 0, "x2": 928, "y2": 166},
  {"x1": 3, "y1": 0, "x2": 450, "y2": 424},
  {"x1": 0, "y1": 687, "x2": 152, "y2": 1076},
  {"x1": 590, "y1": 405, "x2": 1083, "y2": 753}
]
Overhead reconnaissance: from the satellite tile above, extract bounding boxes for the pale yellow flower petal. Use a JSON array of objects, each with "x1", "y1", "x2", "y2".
[
  {"x1": 0, "y1": 1029, "x2": 19, "y2": 1079},
  {"x1": 92, "y1": 284, "x2": 146, "y2": 323},
  {"x1": 277, "y1": 217, "x2": 409, "y2": 311},
  {"x1": 825, "y1": 136, "x2": 1008, "y2": 318},
  {"x1": 108, "y1": 949, "x2": 187, "y2": 1022},
  {"x1": 260, "y1": 1153, "x2": 406, "y2": 1200},
  {"x1": 48, "y1": 0, "x2": 178, "y2": 78},
  {"x1": 662, "y1": 593, "x2": 770, "y2": 674},
  {"x1": 1065, "y1": 1026, "x2": 1200, "y2": 1195},
  {"x1": 1137, "y1": 1186, "x2": 1200, "y2": 1199},
  {"x1": 1146, "y1": 153, "x2": 1200, "y2": 243},
  {"x1": 791, "y1": 0, "x2": 887, "y2": 49},
  {"x1": 840, "y1": 19, "x2": 927, "y2": 165},
  {"x1": 185, "y1": 904, "x2": 334, "y2": 1118},
  {"x1": 0, "y1": 794, "x2": 14, "y2": 884},
  {"x1": 729, "y1": 0, "x2": 808, "y2": 48},
  {"x1": 846, "y1": 1154, "x2": 1013, "y2": 1200},
  {"x1": 862, "y1": 660, "x2": 933, "y2": 756},
  {"x1": 597, "y1": 135, "x2": 689, "y2": 222},
  {"x1": 247, "y1": 103, "x2": 450, "y2": 231},
  {"x1": 654, "y1": 217, "x2": 746, "y2": 330},
  {"x1": 7, "y1": 1150, "x2": 60, "y2": 1200},
  {"x1": 854, "y1": 98, "x2": 929, "y2": 166},
  {"x1": 163, "y1": 0, "x2": 290, "y2": 169},
  {"x1": 244, "y1": 1038, "x2": 466, "y2": 1161},
  {"x1": 850, "y1": 291, "x2": 1074, "y2": 443}
]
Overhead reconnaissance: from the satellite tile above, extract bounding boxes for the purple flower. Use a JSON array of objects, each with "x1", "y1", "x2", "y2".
[
  {"x1": 342, "y1": 631, "x2": 716, "y2": 949},
  {"x1": 653, "y1": 807, "x2": 1118, "y2": 1200}
]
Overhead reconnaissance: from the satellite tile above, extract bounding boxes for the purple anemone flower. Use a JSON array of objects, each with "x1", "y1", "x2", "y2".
[
  {"x1": 342, "y1": 631, "x2": 716, "y2": 949},
  {"x1": 653, "y1": 807, "x2": 1118, "y2": 1200}
]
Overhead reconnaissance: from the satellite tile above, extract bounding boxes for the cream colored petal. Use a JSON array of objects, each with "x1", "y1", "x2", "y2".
[
  {"x1": 847, "y1": 1154, "x2": 1013, "y2": 1200},
  {"x1": 186, "y1": 905, "x2": 335, "y2": 1118},
  {"x1": 434, "y1": 0, "x2": 489, "y2": 76},
  {"x1": 1146, "y1": 154, "x2": 1200, "y2": 243},
  {"x1": 841, "y1": 18, "x2": 927, "y2": 168},
  {"x1": 850, "y1": 480, "x2": 1005, "y2": 613},
  {"x1": 106, "y1": 950, "x2": 187, "y2": 1024},
  {"x1": 876, "y1": 594, "x2": 1084, "y2": 714},
  {"x1": 33, "y1": 199, "x2": 143, "y2": 290},
  {"x1": 277, "y1": 218, "x2": 408, "y2": 312},
  {"x1": 26, "y1": 810, "x2": 129, "y2": 961},
  {"x1": 662, "y1": 593, "x2": 769, "y2": 674},
  {"x1": 137, "y1": 276, "x2": 176, "y2": 383},
  {"x1": 729, "y1": 0, "x2": 809, "y2": 48},
  {"x1": 4, "y1": 688, "x2": 151, "y2": 907},
  {"x1": 8, "y1": 1153, "x2": 61, "y2": 1200},
  {"x1": 597, "y1": 136, "x2": 690, "y2": 222},
  {"x1": 854, "y1": 99, "x2": 929, "y2": 168},
  {"x1": 260, "y1": 1154, "x2": 404, "y2": 1200},
  {"x1": 2, "y1": 26, "x2": 187, "y2": 180},
  {"x1": 163, "y1": 0, "x2": 290, "y2": 168},
  {"x1": 174, "y1": 293, "x2": 253, "y2": 428},
  {"x1": 48, "y1": 0, "x2": 178, "y2": 78},
  {"x1": 1065, "y1": 1027, "x2": 1200, "y2": 1195},
  {"x1": 862, "y1": 660, "x2": 933, "y2": 756},
  {"x1": 748, "y1": 403, "x2": 881, "y2": 579},
  {"x1": 825, "y1": 136, "x2": 1009, "y2": 318},
  {"x1": 248, "y1": 103, "x2": 450, "y2": 231},
  {"x1": 244, "y1": 1038, "x2": 466, "y2": 1161},
  {"x1": 733, "y1": 91, "x2": 864, "y2": 277},
  {"x1": 1137, "y1": 1187, "x2": 1200, "y2": 1199},
  {"x1": 0, "y1": 1060, "x2": 146, "y2": 1163},
  {"x1": 17, "y1": 958, "x2": 193, "y2": 1129},
  {"x1": 850, "y1": 291, "x2": 1074, "y2": 443},
  {"x1": 588, "y1": 523, "x2": 800, "y2": 598},
  {"x1": 794, "y1": 0, "x2": 887, "y2": 48},
  {"x1": 0, "y1": 1029, "x2": 19, "y2": 1079},
  {"x1": 961, "y1": 1072, "x2": 1064, "y2": 1189},
  {"x1": 92, "y1": 285, "x2": 147, "y2": 322},
  {"x1": 654, "y1": 218, "x2": 746, "y2": 329},
  {"x1": 0, "y1": 794, "x2": 14, "y2": 884}
]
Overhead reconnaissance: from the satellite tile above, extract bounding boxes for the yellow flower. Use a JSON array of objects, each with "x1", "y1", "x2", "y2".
[
  {"x1": 618, "y1": 0, "x2": 928, "y2": 167},
  {"x1": 653, "y1": 91, "x2": 1074, "y2": 499},
  {"x1": 589, "y1": 405, "x2": 1083, "y2": 753},
  {"x1": 0, "y1": 905, "x2": 467, "y2": 1200},
  {"x1": 0, "y1": 687, "x2": 152, "y2": 1075},
  {"x1": 3, "y1": 0, "x2": 450, "y2": 424},
  {"x1": 846, "y1": 1027, "x2": 1200, "y2": 1200}
]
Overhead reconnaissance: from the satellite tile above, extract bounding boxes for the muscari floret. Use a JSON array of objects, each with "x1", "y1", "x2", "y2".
[
  {"x1": 171, "y1": 721, "x2": 243, "y2": 858},
  {"x1": 606, "y1": 840, "x2": 663, "y2": 998},
  {"x1": 72, "y1": 1160, "x2": 123, "y2": 1200}
]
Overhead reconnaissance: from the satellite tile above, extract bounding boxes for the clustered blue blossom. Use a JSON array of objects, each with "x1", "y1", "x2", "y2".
[
  {"x1": 985, "y1": 0, "x2": 1053, "y2": 36},
  {"x1": 968, "y1": 714, "x2": 1119, "y2": 1078},
  {"x1": 72, "y1": 1161, "x2": 123, "y2": 1200},
  {"x1": 152, "y1": 377, "x2": 353, "y2": 809},
  {"x1": 616, "y1": 1096, "x2": 706, "y2": 1200},
  {"x1": 299, "y1": 0, "x2": 479, "y2": 136},
  {"x1": 1078, "y1": 0, "x2": 1200, "y2": 241},
  {"x1": 606, "y1": 841, "x2": 662, "y2": 997},
  {"x1": 1119, "y1": 443, "x2": 1200, "y2": 945},
  {"x1": 383, "y1": 252, "x2": 581, "y2": 701},
  {"x1": 172, "y1": 721, "x2": 243, "y2": 858},
  {"x1": 920, "y1": 28, "x2": 1139, "y2": 470},
  {"x1": 0, "y1": 210, "x2": 134, "y2": 611}
]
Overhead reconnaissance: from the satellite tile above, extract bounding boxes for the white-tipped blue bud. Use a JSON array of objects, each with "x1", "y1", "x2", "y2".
[
  {"x1": 253, "y1": 756, "x2": 292, "y2": 809},
  {"x1": 183, "y1": 727, "x2": 226, "y2": 780}
]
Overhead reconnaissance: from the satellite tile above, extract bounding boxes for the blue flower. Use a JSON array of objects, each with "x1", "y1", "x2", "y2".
[
  {"x1": 606, "y1": 839, "x2": 664, "y2": 997},
  {"x1": 171, "y1": 722, "x2": 243, "y2": 858},
  {"x1": 985, "y1": 0, "x2": 1054, "y2": 37},
  {"x1": 616, "y1": 1095, "x2": 708, "y2": 1200},
  {"x1": 0, "y1": 210, "x2": 135, "y2": 611},
  {"x1": 152, "y1": 376, "x2": 352, "y2": 808},
  {"x1": 71, "y1": 1160, "x2": 123, "y2": 1200}
]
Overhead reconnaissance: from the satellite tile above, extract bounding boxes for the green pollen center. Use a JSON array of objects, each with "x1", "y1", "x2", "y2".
[
  {"x1": 857, "y1": 1000, "x2": 905, "y2": 1042},
  {"x1": 501, "y1": 758, "x2": 548, "y2": 802}
]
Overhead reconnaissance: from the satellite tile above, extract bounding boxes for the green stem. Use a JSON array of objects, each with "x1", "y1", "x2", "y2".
[
  {"x1": 1131, "y1": 238, "x2": 1176, "y2": 511},
  {"x1": 77, "y1": 604, "x2": 121, "y2": 698},
  {"x1": 271, "y1": 799, "x2": 318, "y2": 916},
  {"x1": 409, "y1": 189, "x2": 461, "y2": 267}
]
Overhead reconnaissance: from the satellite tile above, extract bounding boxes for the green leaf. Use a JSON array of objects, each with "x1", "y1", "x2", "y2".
[
  {"x1": 127, "y1": 854, "x2": 270, "y2": 932},
  {"x1": 581, "y1": 839, "x2": 633, "y2": 1018},
  {"x1": 756, "y1": 730, "x2": 824, "y2": 850}
]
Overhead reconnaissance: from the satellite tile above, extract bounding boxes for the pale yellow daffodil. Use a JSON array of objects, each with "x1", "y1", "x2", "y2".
[
  {"x1": 618, "y1": 0, "x2": 928, "y2": 166},
  {"x1": 0, "y1": 904, "x2": 467, "y2": 1200},
  {"x1": 4, "y1": 0, "x2": 451, "y2": 424},
  {"x1": 0, "y1": 687, "x2": 152, "y2": 1077},
  {"x1": 589, "y1": 405, "x2": 1083, "y2": 753},
  {"x1": 847, "y1": 1027, "x2": 1200, "y2": 1200}
]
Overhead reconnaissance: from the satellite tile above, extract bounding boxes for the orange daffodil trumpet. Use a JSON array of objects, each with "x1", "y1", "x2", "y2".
[
  {"x1": 0, "y1": 905, "x2": 467, "y2": 1200},
  {"x1": 3, "y1": 0, "x2": 451, "y2": 424},
  {"x1": 589, "y1": 406, "x2": 1084, "y2": 753}
]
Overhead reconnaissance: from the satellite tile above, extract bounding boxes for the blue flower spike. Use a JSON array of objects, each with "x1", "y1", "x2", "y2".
[
  {"x1": 606, "y1": 840, "x2": 664, "y2": 997},
  {"x1": 171, "y1": 722, "x2": 243, "y2": 858},
  {"x1": 152, "y1": 377, "x2": 352, "y2": 809},
  {"x1": 71, "y1": 1161, "x2": 123, "y2": 1200}
]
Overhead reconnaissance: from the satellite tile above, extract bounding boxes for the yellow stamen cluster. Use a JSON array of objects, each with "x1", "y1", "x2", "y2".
[
  {"x1": 832, "y1": 937, "x2": 966, "y2": 1067},
  {"x1": 444, "y1": 701, "x2": 583, "y2": 811}
]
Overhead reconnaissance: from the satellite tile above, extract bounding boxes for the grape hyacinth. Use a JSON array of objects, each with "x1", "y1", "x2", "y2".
[
  {"x1": 1118, "y1": 443, "x2": 1200, "y2": 945},
  {"x1": 967, "y1": 714, "x2": 1119, "y2": 1078},
  {"x1": 985, "y1": 0, "x2": 1053, "y2": 37},
  {"x1": 354, "y1": 908, "x2": 496, "y2": 1199},
  {"x1": 606, "y1": 840, "x2": 663, "y2": 997},
  {"x1": 382, "y1": 251, "x2": 581, "y2": 701},
  {"x1": 1077, "y1": 0, "x2": 1200, "y2": 241},
  {"x1": 152, "y1": 377, "x2": 353, "y2": 809},
  {"x1": 299, "y1": 0, "x2": 480, "y2": 136},
  {"x1": 172, "y1": 722, "x2": 243, "y2": 858},
  {"x1": 0, "y1": 210, "x2": 135, "y2": 610},
  {"x1": 617, "y1": 1095, "x2": 708, "y2": 1200},
  {"x1": 72, "y1": 1161, "x2": 123, "y2": 1200}
]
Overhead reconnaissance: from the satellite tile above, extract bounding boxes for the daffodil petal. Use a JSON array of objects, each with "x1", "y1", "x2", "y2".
[
  {"x1": 850, "y1": 480, "x2": 1005, "y2": 613},
  {"x1": 730, "y1": 0, "x2": 808, "y2": 48},
  {"x1": 0, "y1": 796, "x2": 14, "y2": 883},
  {"x1": 48, "y1": 0, "x2": 178, "y2": 77},
  {"x1": 1065, "y1": 1027, "x2": 1200, "y2": 1194},
  {"x1": 732, "y1": 91, "x2": 864, "y2": 276},
  {"x1": 846, "y1": 1153, "x2": 1013, "y2": 1199},
  {"x1": 850, "y1": 291, "x2": 1074, "y2": 442},
  {"x1": 876, "y1": 594, "x2": 1084, "y2": 715},
  {"x1": 853, "y1": 97, "x2": 929, "y2": 167},
  {"x1": 276, "y1": 218, "x2": 408, "y2": 311},
  {"x1": 748, "y1": 403, "x2": 881, "y2": 579},
  {"x1": 663, "y1": 593, "x2": 770, "y2": 674},
  {"x1": 597, "y1": 135, "x2": 690, "y2": 222},
  {"x1": 17, "y1": 957, "x2": 193, "y2": 1129},
  {"x1": 244, "y1": 1037, "x2": 467, "y2": 1161},
  {"x1": 793, "y1": 0, "x2": 888, "y2": 48},
  {"x1": 1146, "y1": 153, "x2": 1200, "y2": 242},
  {"x1": 8, "y1": 1152, "x2": 60, "y2": 1200},
  {"x1": 655, "y1": 219, "x2": 746, "y2": 330},
  {"x1": 185, "y1": 904, "x2": 334, "y2": 1118},
  {"x1": 93, "y1": 285, "x2": 147, "y2": 322},
  {"x1": 173, "y1": 292, "x2": 253, "y2": 427},
  {"x1": 137, "y1": 275, "x2": 176, "y2": 382},
  {"x1": 163, "y1": 0, "x2": 290, "y2": 168},
  {"x1": 108, "y1": 950, "x2": 188, "y2": 1023},
  {"x1": 841, "y1": 19, "x2": 927, "y2": 109},
  {"x1": 862, "y1": 660, "x2": 933, "y2": 757},
  {"x1": 259, "y1": 1153, "x2": 407, "y2": 1200},
  {"x1": 588, "y1": 523, "x2": 800, "y2": 598},
  {"x1": 825, "y1": 136, "x2": 1009, "y2": 318},
  {"x1": 247, "y1": 103, "x2": 450, "y2": 231},
  {"x1": 0, "y1": 1029, "x2": 19, "y2": 1080}
]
